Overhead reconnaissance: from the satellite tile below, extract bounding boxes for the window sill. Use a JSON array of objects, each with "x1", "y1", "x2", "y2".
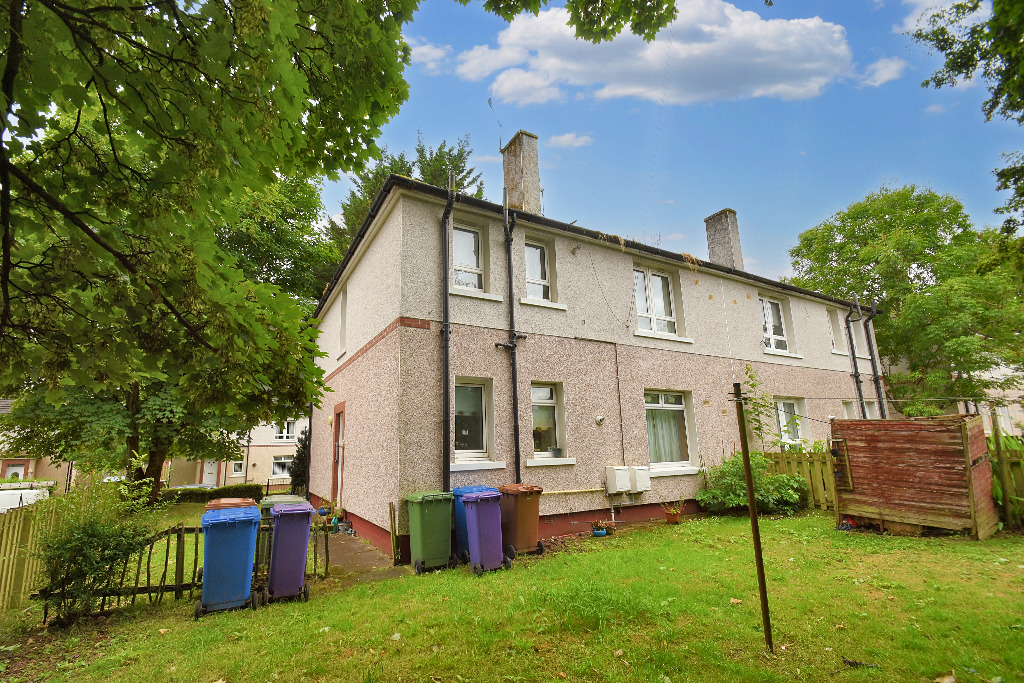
[
  {"x1": 763, "y1": 348, "x2": 803, "y2": 360},
  {"x1": 520, "y1": 297, "x2": 567, "y2": 311},
  {"x1": 830, "y1": 349, "x2": 849, "y2": 357},
  {"x1": 452, "y1": 287, "x2": 503, "y2": 303},
  {"x1": 634, "y1": 329, "x2": 694, "y2": 344},
  {"x1": 228, "y1": 473, "x2": 244, "y2": 478},
  {"x1": 526, "y1": 457, "x2": 576, "y2": 467},
  {"x1": 649, "y1": 465, "x2": 700, "y2": 477},
  {"x1": 451, "y1": 460, "x2": 506, "y2": 472}
]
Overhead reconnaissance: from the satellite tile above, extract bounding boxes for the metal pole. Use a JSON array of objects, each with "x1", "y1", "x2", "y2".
[{"x1": 733, "y1": 382, "x2": 774, "y2": 653}]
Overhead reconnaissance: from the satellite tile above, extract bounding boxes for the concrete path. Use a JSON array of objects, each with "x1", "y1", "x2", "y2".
[{"x1": 323, "y1": 531, "x2": 410, "y2": 589}]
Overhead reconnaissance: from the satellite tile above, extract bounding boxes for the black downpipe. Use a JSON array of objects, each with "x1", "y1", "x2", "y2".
[
  {"x1": 441, "y1": 174, "x2": 457, "y2": 493},
  {"x1": 862, "y1": 301, "x2": 887, "y2": 419},
  {"x1": 845, "y1": 302, "x2": 867, "y2": 419},
  {"x1": 496, "y1": 197, "x2": 526, "y2": 484}
]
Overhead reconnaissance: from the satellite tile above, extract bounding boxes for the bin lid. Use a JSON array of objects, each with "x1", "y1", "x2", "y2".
[
  {"x1": 452, "y1": 485, "x2": 499, "y2": 498},
  {"x1": 405, "y1": 490, "x2": 454, "y2": 503},
  {"x1": 260, "y1": 494, "x2": 307, "y2": 509},
  {"x1": 271, "y1": 502, "x2": 315, "y2": 517},
  {"x1": 201, "y1": 505, "x2": 260, "y2": 527},
  {"x1": 497, "y1": 484, "x2": 543, "y2": 495},
  {"x1": 461, "y1": 490, "x2": 501, "y2": 503},
  {"x1": 205, "y1": 497, "x2": 257, "y2": 511}
]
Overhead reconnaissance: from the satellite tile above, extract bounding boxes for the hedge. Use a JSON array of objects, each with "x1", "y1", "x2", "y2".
[{"x1": 160, "y1": 482, "x2": 265, "y2": 504}]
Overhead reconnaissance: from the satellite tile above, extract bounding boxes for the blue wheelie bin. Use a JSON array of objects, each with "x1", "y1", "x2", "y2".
[
  {"x1": 196, "y1": 505, "x2": 261, "y2": 618},
  {"x1": 452, "y1": 485, "x2": 499, "y2": 564}
]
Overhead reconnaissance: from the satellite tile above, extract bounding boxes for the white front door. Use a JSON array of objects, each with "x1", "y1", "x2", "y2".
[{"x1": 202, "y1": 460, "x2": 217, "y2": 486}]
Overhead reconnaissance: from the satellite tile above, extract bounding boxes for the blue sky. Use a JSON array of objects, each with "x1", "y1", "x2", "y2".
[{"x1": 321, "y1": 0, "x2": 1015, "y2": 280}]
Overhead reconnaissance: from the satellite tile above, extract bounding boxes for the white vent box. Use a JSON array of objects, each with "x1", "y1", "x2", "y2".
[
  {"x1": 629, "y1": 466, "x2": 651, "y2": 493},
  {"x1": 605, "y1": 466, "x2": 630, "y2": 494}
]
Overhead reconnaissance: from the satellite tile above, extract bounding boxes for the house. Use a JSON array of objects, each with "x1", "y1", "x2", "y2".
[
  {"x1": 0, "y1": 399, "x2": 75, "y2": 488},
  {"x1": 308, "y1": 130, "x2": 885, "y2": 560},
  {"x1": 164, "y1": 418, "x2": 309, "y2": 491}
]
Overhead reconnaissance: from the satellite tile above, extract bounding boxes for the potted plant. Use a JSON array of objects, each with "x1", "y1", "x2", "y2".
[
  {"x1": 661, "y1": 500, "x2": 683, "y2": 524},
  {"x1": 591, "y1": 520, "x2": 613, "y2": 537}
]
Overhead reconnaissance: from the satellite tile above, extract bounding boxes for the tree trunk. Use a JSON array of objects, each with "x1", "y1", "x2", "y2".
[{"x1": 131, "y1": 421, "x2": 173, "y2": 505}]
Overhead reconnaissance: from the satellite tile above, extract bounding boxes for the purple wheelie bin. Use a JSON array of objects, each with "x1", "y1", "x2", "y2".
[
  {"x1": 267, "y1": 502, "x2": 315, "y2": 602},
  {"x1": 462, "y1": 490, "x2": 509, "y2": 575}
]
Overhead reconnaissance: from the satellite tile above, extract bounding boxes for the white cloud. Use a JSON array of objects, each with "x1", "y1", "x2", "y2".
[
  {"x1": 474, "y1": 154, "x2": 503, "y2": 164},
  {"x1": 454, "y1": 1, "x2": 854, "y2": 107},
  {"x1": 897, "y1": 0, "x2": 948, "y2": 32},
  {"x1": 860, "y1": 57, "x2": 908, "y2": 87},
  {"x1": 665, "y1": 232, "x2": 687, "y2": 240},
  {"x1": 409, "y1": 37, "x2": 452, "y2": 75},
  {"x1": 548, "y1": 133, "x2": 593, "y2": 148},
  {"x1": 658, "y1": 200, "x2": 678, "y2": 205},
  {"x1": 925, "y1": 103, "x2": 946, "y2": 114}
]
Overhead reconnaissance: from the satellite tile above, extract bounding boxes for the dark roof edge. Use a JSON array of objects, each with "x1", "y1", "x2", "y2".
[{"x1": 313, "y1": 175, "x2": 860, "y2": 318}]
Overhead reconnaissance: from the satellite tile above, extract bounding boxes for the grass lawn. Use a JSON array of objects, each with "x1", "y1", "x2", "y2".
[{"x1": 1, "y1": 511, "x2": 1022, "y2": 682}]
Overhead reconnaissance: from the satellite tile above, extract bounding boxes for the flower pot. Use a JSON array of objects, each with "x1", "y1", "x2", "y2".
[
  {"x1": 592, "y1": 529, "x2": 608, "y2": 537},
  {"x1": 665, "y1": 512, "x2": 680, "y2": 524}
]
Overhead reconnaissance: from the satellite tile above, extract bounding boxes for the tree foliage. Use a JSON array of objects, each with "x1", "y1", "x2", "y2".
[
  {"x1": 913, "y1": 2, "x2": 1024, "y2": 224},
  {"x1": 788, "y1": 185, "x2": 1024, "y2": 415},
  {"x1": 335, "y1": 134, "x2": 486, "y2": 255}
]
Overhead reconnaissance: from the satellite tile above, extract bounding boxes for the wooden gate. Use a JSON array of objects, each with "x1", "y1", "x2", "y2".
[{"x1": 764, "y1": 451, "x2": 837, "y2": 511}]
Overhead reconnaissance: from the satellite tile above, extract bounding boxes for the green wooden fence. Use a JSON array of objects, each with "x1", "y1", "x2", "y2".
[
  {"x1": 763, "y1": 451, "x2": 837, "y2": 511},
  {"x1": 0, "y1": 504, "x2": 54, "y2": 611}
]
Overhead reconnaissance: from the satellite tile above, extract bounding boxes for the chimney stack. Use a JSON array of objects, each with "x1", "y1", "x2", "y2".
[
  {"x1": 501, "y1": 130, "x2": 541, "y2": 214},
  {"x1": 704, "y1": 208, "x2": 744, "y2": 271}
]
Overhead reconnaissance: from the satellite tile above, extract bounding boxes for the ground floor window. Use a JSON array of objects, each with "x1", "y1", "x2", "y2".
[
  {"x1": 272, "y1": 455, "x2": 293, "y2": 477},
  {"x1": 775, "y1": 399, "x2": 806, "y2": 448},
  {"x1": 231, "y1": 460, "x2": 244, "y2": 475},
  {"x1": 3, "y1": 463, "x2": 25, "y2": 480},
  {"x1": 455, "y1": 382, "x2": 488, "y2": 460},
  {"x1": 531, "y1": 383, "x2": 562, "y2": 457},
  {"x1": 645, "y1": 391, "x2": 692, "y2": 465}
]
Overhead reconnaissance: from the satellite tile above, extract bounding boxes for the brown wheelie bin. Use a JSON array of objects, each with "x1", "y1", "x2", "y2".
[{"x1": 497, "y1": 483, "x2": 544, "y2": 559}]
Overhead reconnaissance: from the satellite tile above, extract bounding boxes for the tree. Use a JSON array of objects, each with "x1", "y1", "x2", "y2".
[
  {"x1": 1, "y1": 1, "x2": 677, "y2": 387},
  {"x1": 215, "y1": 174, "x2": 343, "y2": 311},
  {"x1": 788, "y1": 185, "x2": 1024, "y2": 415},
  {"x1": 289, "y1": 426, "x2": 310, "y2": 496},
  {"x1": 913, "y1": 3, "x2": 1024, "y2": 227},
  {"x1": 335, "y1": 134, "x2": 486, "y2": 255}
]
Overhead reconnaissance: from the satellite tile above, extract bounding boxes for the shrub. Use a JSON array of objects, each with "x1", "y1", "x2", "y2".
[
  {"x1": 696, "y1": 452, "x2": 808, "y2": 516},
  {"x1": 160, "y1": 482, "x2": 264, "y2": 504},
  {"x1": 36, "y1": 481, "x2": 154, "y2": 626}
]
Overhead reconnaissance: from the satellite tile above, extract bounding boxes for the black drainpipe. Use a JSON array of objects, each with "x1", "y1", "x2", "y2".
[
  {"x1": 862, "y1": 301, "x2": 887, "y2": 419},
  {"x1": 441, "y1": 173, "x2": 457, "y2": 493},
  {"x1": 496, "y1": 191, "x2": 526, "y2": 484},
  {"x1": 845, "y1": 297, "x2": 867, "y2": 419}
]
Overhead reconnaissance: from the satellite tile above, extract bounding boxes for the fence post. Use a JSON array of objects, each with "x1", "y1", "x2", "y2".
[{"x1": 174, "y1": 524, "x2": 186, "y2": 600}]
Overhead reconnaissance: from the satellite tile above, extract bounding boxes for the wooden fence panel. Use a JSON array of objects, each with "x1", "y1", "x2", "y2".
[
  {"x1": 0, "y1": 505, "x2": 54, "y2": 611},
  {"x1": 764, "y1": 451, "x2": 835, "y2": 511}
]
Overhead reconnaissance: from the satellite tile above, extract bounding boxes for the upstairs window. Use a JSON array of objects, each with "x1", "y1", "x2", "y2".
[
  {"x1": 453, "y1": 227, "x2": 483, "y2": 290},
  {"x1": 634, "y1": 268, "x2": 676, "y2": 334},
  {"x1": 525, "y1": 243, "x2": 551, "y2": 300},
  {"x1": 275, "y1": 420, "x2": 297, "y2": 441},
  {"x1": 760, "y1": 296, "x2": 789, "y2": 351}
]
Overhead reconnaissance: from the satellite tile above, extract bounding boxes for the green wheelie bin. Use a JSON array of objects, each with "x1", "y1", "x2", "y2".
[{"x1": 405, "y1": 491, "x2": 454, "y2": 574}]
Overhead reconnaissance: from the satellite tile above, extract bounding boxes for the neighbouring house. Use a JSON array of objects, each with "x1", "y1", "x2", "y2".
[
  {"x1": 164, "y1": 418, "x2": 309, "y2": 491},
  {"x1": 0, "y1": 399, "x2": 76, "y2": 489},
  {"x1": 307, "y1": 130, "x2": 886, "y2": 561}
]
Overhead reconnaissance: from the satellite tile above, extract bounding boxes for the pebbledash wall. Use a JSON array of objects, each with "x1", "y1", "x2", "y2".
[{"x1": 309, "y1": 133, "x2": 873, "y2": 560}]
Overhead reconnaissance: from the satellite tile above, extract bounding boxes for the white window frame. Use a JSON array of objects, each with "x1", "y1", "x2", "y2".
[
  {"x1": 454, "y1": 380, "x2": 490, "y2": 462},
  {"x1": 4, "y1": 464, "x2": 25, "y2": 480},
  {"x1": 644, "y1": 390, "x2": 695, "y2": 467},
  {"x1": 524, "y1": 242, "x2": 552, "y2": 302},
  {"x1": 843, "y1": 400, "x2": 879, "y2": 420},
  {"x1": 760, "y1": 296, "x2": 789, "y2": 352},
  {"x1": 530, "y1": 383, "x2": 564, "y2": 459},
  {"x1": 231, "y1": 460, "x2": 244, "y2": 475},
  {"x1": 775, "y1": 399, "x2": 804, "y2": 446},
  {"x1": 272, "y1": 455, "x2": 293, "y2": 477},
  {"x1": 995, "y1": 405, "x2": 1014, "y2": 435},
  {"x1": 275, "y1": 420, "x2": 297, "y2": 441},
  {"x1": 453, "y1": 226, "x2": 484, "y2": 291},
  {"x1": 634, "y1": 267, "x2": 677, "y2": 335}
]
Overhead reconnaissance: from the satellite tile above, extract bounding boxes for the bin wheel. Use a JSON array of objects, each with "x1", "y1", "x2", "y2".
[
  {"x1": 460, "y1": 550, "x2": 470, "y2": 565},
  {"x1": 448, "y1": 553, "x2": 459, "y2": 569},
  {"x1": 414, "y1": 560, "x2": 425, "y2": 575},
  {"x1": 502, "y1": 556, "x2": 512, "y2": 570},
  {"x1": 504, "y1": 544, "x2": 517, "y2": 560},
  {"x1": 302, "y1": 585, "x2": 310, "y2": 602},
  {"x1": 535, "y1": 541, "x2": 545, "y2": 555},
  {"x1": 473, "y1": 563, "x2": 483, "y2": 577},
  {"x1": 194, "y1": 600, "x2": 203, "y2": 620},
  {"x1": 250, "y1": 590, "x2": 258, "y2": 610}
]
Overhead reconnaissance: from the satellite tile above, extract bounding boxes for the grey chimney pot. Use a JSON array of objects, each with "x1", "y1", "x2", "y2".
[
  {"x1": 501, "y1": 130, "x2": 541, "y2": 215},
  {"x1": 704, "y1": 208, "x2": 744, "y2": 271}
]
